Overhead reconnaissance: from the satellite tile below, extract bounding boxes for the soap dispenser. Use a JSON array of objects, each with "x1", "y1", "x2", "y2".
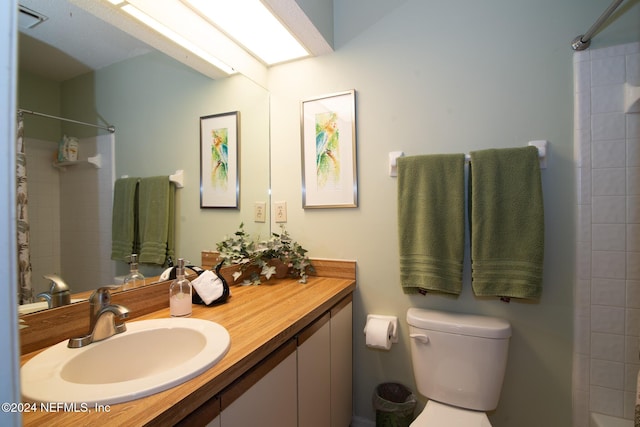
[
  {"x1": 123, "y1": 254, "x2": 145, "y2": 290},
  {"x1": 170, "y1": 258, "x2": 192, "y2": 317}
]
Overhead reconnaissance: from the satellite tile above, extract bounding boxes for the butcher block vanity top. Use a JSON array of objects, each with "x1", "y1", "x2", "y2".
[{"x1": 19, "y1": 258, "x2": 356, "y2": 426}]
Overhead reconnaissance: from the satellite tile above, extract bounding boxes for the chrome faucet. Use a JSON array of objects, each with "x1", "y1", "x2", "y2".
[
  {"x1": 68, "y1": 286, "x2": 130, "y2": 348},
  {"x1": 37, "y1": 274, "x2": 71, "y2": 308}
]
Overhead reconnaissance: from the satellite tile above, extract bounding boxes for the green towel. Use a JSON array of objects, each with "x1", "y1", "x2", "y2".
[
  {"x1": 111, "y1": 177, "x2": 139, "y2": 261},
  {"x1": 397, "y1": 154, "x2": 466, "y2": 295},
  {"x1": 138, "y1": 176, "x2": 172, "y2": 265},
  {"x1": 469, "y1": 146, "x2": 544, "y2": 299}
]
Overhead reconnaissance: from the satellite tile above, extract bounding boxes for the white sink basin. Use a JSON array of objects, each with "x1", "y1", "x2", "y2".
[{"x1": 21, "y1": 318, "x2": 230, "y2": 405}]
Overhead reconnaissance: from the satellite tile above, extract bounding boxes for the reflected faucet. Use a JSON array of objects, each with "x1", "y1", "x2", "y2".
[
  {"x1": 37, "y1": 274, "x2": 71, "y2": 308},
  {"x1": 68, "y1": 286, "x2": 129, "y2": 348}
]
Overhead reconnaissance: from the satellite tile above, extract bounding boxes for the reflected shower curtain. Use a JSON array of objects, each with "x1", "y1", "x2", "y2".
[{"x1": 16, "y1": 114, "x2": 33, "y2": 304}]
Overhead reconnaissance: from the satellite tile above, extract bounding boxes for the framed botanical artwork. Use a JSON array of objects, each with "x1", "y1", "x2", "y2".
[
  {"x1": 200, "y1": 111, "x2": 240, "y2": 208},
  {"x1": 300, "y1": 90, "x2": 357, "y2": 208}
]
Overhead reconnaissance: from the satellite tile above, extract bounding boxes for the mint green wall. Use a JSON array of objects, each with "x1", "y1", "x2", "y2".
[
  {"x1": 17, "y1": 70, "x2": 61, "y2": 141},
  {"x1": 268, "y1": 1, "x2": 639, "y2": 426}
]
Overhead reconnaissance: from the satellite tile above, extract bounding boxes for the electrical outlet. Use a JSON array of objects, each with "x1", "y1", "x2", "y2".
[
  {"x1": 254, "y1": 202, "x2": 266, "y2": 222},
  {"x1": 274, "y1": 201, "x2": 287, "y2": 223}
]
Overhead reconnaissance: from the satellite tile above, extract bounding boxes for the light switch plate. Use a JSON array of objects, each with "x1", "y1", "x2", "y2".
[
  {"x1": 274, "y1": 201, "x2": 287, "y2": 223},
  {"x1": 254, "y1": 202, "x2": 266, "y2": 222}
]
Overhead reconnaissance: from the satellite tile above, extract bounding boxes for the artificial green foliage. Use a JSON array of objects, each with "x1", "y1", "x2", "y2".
[{"x1": 216, "y1": 224, "x2": 314, "y2": 285}]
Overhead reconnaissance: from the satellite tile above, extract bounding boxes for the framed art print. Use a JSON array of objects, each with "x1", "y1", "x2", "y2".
[
  {"x1": 200, "y1": 111, "x2": 240, "y2": 208},
  {"x1": 301, "y1": 90, "x2": 357, "y2": 208}
]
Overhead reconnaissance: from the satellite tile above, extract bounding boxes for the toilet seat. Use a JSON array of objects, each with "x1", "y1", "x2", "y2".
[{"x1": 410, "y1": 400, "x2": 492, "y2": 427}]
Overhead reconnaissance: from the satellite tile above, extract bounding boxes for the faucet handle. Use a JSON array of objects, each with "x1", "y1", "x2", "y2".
[{"x1": 89, "y1": 286, "x2": 120, "y2": 306}]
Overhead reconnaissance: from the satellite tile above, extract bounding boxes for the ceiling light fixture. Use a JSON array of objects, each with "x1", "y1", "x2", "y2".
[
  {"x1": 182, "y1": 0, "x2": 309, "y2": 65},
  {"x1": 120, "y1": 3, "x2": 235, "y2": 74}
]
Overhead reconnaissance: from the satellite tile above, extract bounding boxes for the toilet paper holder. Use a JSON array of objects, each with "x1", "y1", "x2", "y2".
[{"x1": 364, "y1": 314, "x2": 399, "y2": 343}]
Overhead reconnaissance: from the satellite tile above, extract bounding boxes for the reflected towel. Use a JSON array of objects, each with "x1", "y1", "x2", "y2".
[
  {"x1": 111, "y1": 177, "x2": 139, "y2": 261},
  {"x1": 397, "y1": 154, "x2": 466, "y2": 295},
  {"x1": 469, "y1": 146, "x2": 544, "y2": 299},
  {"x1": 138, "y1": 176, "x2": 173, "y2": 265}
]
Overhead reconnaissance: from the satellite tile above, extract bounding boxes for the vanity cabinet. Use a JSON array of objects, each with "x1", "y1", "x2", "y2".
[
  {"x1": 193, "y1": 295, "x2": 353, "y2": 427},
  {"x1": 330, "y1": 297, "x2": 353, "y2": 427},
  {"x1": 298, "y1": 312, "x2": 331, "y2": 427},
  {"x1": 219, "y1": 340, "x2": 298, "y2": 427},
  {"x1": 298, "y1": 296, "x2": 353, "y2": 427}
]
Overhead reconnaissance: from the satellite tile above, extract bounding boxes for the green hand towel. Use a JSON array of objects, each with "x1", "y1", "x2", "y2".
[
  {"x1": 111, "y1": 177, "x2": 139, "y2": 261},
  {"x1": 397, "y1": 154, "x2": 466, "y2": 295},
  {"x1": 469, "y1": 146, "x2": 544, "y2": 299},
  {"x1": 138, "y1": 176, "x2": 171, "y2": 265}
]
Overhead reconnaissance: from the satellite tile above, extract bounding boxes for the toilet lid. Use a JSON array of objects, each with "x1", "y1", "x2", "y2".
[{"x1": 410, "y1": 401, "x2": 492, "y2": 427}]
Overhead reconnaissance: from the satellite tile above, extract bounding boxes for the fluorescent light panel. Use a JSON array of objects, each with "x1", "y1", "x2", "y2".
[{"x1": 182, "y1": 0, "x2": 309, "y2": 65}]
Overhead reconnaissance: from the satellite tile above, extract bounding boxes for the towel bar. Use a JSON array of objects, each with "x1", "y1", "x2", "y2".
[
  {"x1": 388, "y1": 140, "x2": 548, "y2": 177},
  {"x1": 119, "y1": 169, "x2": 184, "y2": 188}
]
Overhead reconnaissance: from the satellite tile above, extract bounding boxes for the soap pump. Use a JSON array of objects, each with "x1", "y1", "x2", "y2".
[
  {"x1": 170, "y1": 258, "x2": 192, "y2": 317},
  {"x1": 123, "y1": 254, "x2": 145, "y2": 290}
]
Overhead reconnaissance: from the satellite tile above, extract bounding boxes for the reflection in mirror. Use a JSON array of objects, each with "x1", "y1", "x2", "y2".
[{"x1": 17, "y1": 41, "x2": 270, "y2": 313}]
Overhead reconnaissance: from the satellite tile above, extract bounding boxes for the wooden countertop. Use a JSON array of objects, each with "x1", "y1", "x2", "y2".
[{"x1": 20, "y1": 263, "x2": 355, "y2": 426}]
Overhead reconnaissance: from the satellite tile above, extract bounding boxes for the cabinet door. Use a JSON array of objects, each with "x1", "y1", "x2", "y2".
[
  {"x1": 331, "y1": 297, "x2": 353, "y2": 427},
  {"x1": 220, "y1": 340, "x2": 297, "y2": 427},
  {"x1": 298, "y1": 312, "x2": 331, "y2": 427}
]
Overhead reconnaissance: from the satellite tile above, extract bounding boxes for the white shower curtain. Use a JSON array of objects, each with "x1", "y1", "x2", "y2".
[{"x1": 16, "y1": 114, "x2": 33, "y2": 304}]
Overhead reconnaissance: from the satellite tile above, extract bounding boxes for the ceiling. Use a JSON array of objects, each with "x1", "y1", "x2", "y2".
[
  {"x1": 18, "y1": 0, "x2": 155, "y2": 82},
  {"x1": 17, "y1": 0, "x2": 333, "y2": 86}
]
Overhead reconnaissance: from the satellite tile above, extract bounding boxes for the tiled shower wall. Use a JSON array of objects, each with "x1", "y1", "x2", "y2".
[
  {"x1": 574, "y1": 41, "x2": 640, "y2": 426},
  {"x1": 24, "y1": 135, "x2": 115, "y2": 296}
]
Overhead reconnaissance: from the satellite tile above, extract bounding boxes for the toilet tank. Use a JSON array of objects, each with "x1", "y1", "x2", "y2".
[{"x1": 406, "y1": 308, "x2": 511, "y2": 411}]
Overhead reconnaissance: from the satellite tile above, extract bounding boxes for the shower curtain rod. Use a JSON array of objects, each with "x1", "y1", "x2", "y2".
[
  {"x1": 571, "y1": 0, "x2": 625, "y2": 51},
  {"x1": 18, "y1": 108, "x2": 115, "y2": 133}
]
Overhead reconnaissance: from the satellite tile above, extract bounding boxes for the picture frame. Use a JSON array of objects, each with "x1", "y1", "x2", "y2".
[
  {"x1": 301, "y1": 90, "x2": 357, "y2": 208},
  {"x1": 200, "y1": 111, "x2": 240, "y2": 208}
]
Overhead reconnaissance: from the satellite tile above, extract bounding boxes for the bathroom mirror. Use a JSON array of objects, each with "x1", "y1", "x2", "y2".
[{"x1": 17, "y1": 25, "x2": 271, "y2": 311}]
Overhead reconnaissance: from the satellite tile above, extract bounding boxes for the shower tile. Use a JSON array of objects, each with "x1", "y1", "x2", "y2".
[
  {"x1": 592, "y1": 113, "x2": 626, "y2": 141},
  {"x1": 577, "y1": 167, "x2": 592, "y2": 205},
  {"x1": 593, "y1": 224, "x2": 626, "y2": 251},
  {"x1": 592, "y1": 251, "x2": 626, "y2": 279},
  {"x1": 578, "y1": 205, "x2": 592, "y2": 242},
  {"x1": 624, "y1": 391, "x2": 636, "y2": 420},
  {"x1": 591, "y1": 359, "x2": 624, "y2": 389},
  {"x1": 629, "y1": 225, "x2": 640, "y2": 252},
  {"x1": 574, "y1": 58, "x2": 591, "y2": 93},
  {"x1": 590, "y1": 385, "x2": 624, "y2": 417},
  {"x1": 591, "y1": 55, "x2": 626, "y2": 86},
  {"x1": 629, "y1": 114, "x2": 640, "y2": 138},
  {"x1": 593, "y1": 196, "x2": 626, "y2": 223},
  {"x1": 626, "y1": 308, "x2": 640, "y2": 336},
  {"x1": 576, "y1": 128, "x2": 592, "y2": 167},
  {"x1": 629, "y1": 138, "x2": 640, "y2": 168},
  {"x1": 627, "y1": 280, "x2": 640, "y2": 309},
  {"x1": 627, "y1": 52, "x2": 640, "y2": 86},
  {"x1": 629, "y1": 168, "x2": 640, "y2": 196},
  {"x1": 575, "y1": 91, "x2": 591, "y2": 131},
  {"x1": 591, "y1": 331, "x2": 625, "y2": 361},
  {"x1": 592, "y1": 305, "x2": 625, "y2": 334},
  {"x1": 592, "y1": 278, "x2": 626, "y2": 306},
  {"x1": 576, "y1": 352, "x2": 591, "y2": 386},
  {"x1": 593, "y1": 168, "x2": 626, "y2": 196},
  {"x1": 628, "y1": 252, "x2": 640, "y2": 280},
  {"x1": 625, "y1": 335, "x2": 640, "y2": 363},
  {"x1": 593, "y1": 140, "x2": 626, "y2": 168},
  {"x1": 577, "y1": 242, "x2": 592, "y2": 280},
  {"x1": 592, "y1": 84, "x2": 624, "y2": 113}
]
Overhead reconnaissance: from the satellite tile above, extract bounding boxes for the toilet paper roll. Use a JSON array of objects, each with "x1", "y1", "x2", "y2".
[{"x1": 365, "y1": 317, "x2": 394, "y2": 350}]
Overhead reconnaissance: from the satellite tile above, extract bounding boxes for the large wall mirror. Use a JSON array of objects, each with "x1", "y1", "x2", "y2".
[{"x1": 17, "y1": 5, "x2": 271, "y2": 312}]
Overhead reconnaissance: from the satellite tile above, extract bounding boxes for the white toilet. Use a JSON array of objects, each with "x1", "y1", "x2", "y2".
[{"x1": 406, "y1": 308, "x2": 511, "y2": 426}]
